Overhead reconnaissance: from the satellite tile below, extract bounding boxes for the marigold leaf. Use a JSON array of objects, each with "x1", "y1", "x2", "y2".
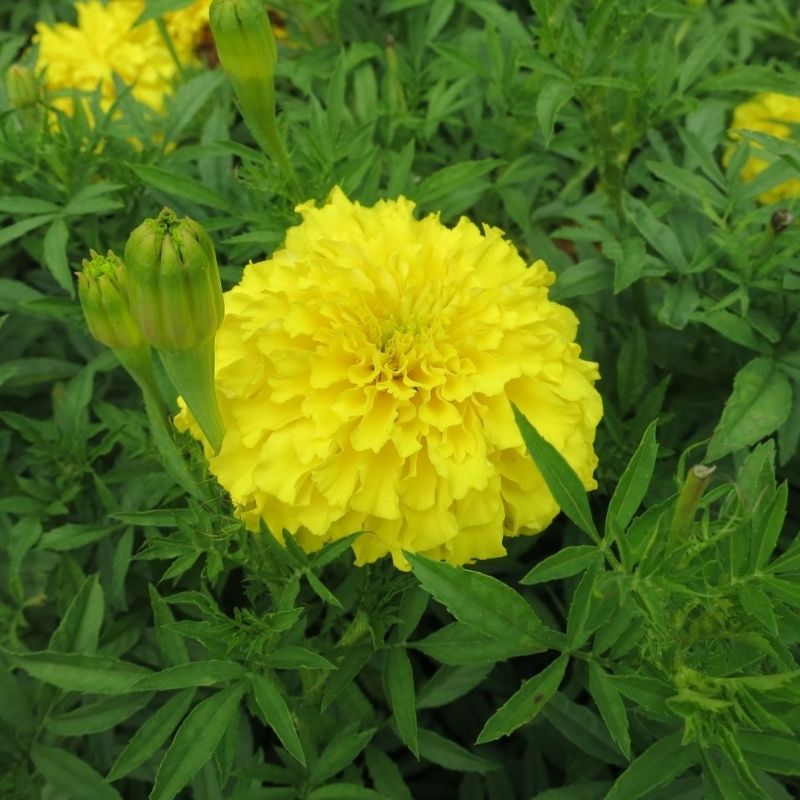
[
  {"x1": 7, "y1": 650, "x2": 151, "y2": 693},
  {"x1": 49, "y1": 572, "x2": 104, "y2": 655},
  {"x1": 308, "y1": 724, "x2": 376, "y2": 787},
  {"x1": 512, "y1": 405, "x2": 599, "y2": 541},
  {"x1": 537, "y1": 80, "x2": 573, "y2": 147},
  {"x1": 250, "y1": 674, "x2": 306, "y2": 766},
  {"x1": 520, "y1": 545, "x2": 602, "y2": 586},
  {"x1": 383, "y1": 647, "x2": 418, "y2": 756},
  {"x1": 412, "y1": 622, "x2": 532, "y2": 665},
  {"x1": 46, "y1": 693, "x2": 153, "y2": 737},
  {"x1": 31, "y1": 745, "x2": 121, "y2": 800},
  {"x1": 476, "y1": 653, "x2": 568, "y2": 743},
  {"x1": 132, "y1": 660, "x2": 245, "y2": 691},
  {"x1": 107, "y1": 689, "x2": 196, "y2": 782},
  {"x1": 419, "y1": 727, "x2": 498, "y2": 773},
  {"x1": 588, "y1": 661, "x2": 631, "y2": 760},
  {"x1": 151, "y1": 683, "x2": 245, "y2": 800},
  {"x1": 604, "y1": 733, "x2": 698, "y2": 800},
  {"x1": 707, "y1": 358, "x2": 792, "y2": 462},
  {"x1": 606, "y1": 419, "x2": 659, "y2": 538},
  {"x1": 406, "y1": 553, "x2": 561, "y2": 653}
]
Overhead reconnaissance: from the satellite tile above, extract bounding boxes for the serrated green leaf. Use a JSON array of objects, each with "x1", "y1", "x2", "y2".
[
  {"x1": 735, "y1": 731, "x2": 800, "y2": 776},
  {"x1": 151, "y1": 683, "x2": 245, "y2": 800},
  {"x1": 606, "y1": 420, "x2": 659, "y2": 540},
  {"x1": 127, "y1": 163, "x2": 230, "y2": 211},
  {"x1": 588, "y1": 661, "x2": 631, "y2": 760},
  {"x1": 384, "y1": 647, "x2": 418, "y2": 756},
  {"x1": 754, "y1": 482, "x2": 789, "y2": 569},
  {"x1": 418, "y1": 728, "x2": 498, "y2": 773},
  {"x1": 265, "y1": 646, "x2": 335, "y2": 670},
  {"x1": 250, "y1": 674, "x2": 306, "y2": 766},
  {"x1": 476, "y1": 653, "x2": 568, "y2": 743},
  {"x1": 406, "y1": 553, "x2": 559, "y2": 653},
  {"x1": 412, "y1": 622, "x2": 532, "y2": 665},
  {"x1": 308, "y1": 725, "x2": 376, "y2": 787},
  {"x1": 46, "y1": 693, "x2": 153, "y2": 736},
  {"x1": 543, "y1": 692, "x2": 626, "y2": 766},
  {"x1": 513, "y1": 406, "x2": 598, "y2": 541},
  {"x1": 365, "y1": 746, "x2": 413, "y2": 800},
  {"x1": 566, "y1": 567, "x2": 599, "y2": 650},
  {"x1": 305, "y1": 786, "x2": 386, "y2": 800},
  {"x1": 43, "y1": 217, "x2": 73, "y2": 296},
  {"x1": 707, "y1": 358, "x2": 792, "y2": 462},
  {"x1": 416, "y1": 663, "x2": 493, "y2": 710},
  {"x1": 31, "y1": 745, "x2": 121, "y2": 800},
  {"x1": 537, "y1": 80, "x2": 573, "y2": 146},
  {"x1": 132, "y1": 661, "x2": 246, "y2": 691},
  {"x1": 521, "y1": 545, "x2": 602, "y2": 586},
  {"x1": 8, "y1": 651, "x2": 151, "y2": 693},
  {"x1": 149, "y1": 585, "x2": 189, "y2": 666},
  {"x1": 604, "y1": 734, "x2": 698, "y2": 800},
  {"x1": 107, "y1": 689, "x2": 195, "y2": 781},
  {"x1": 50, "y1": 573, "x2": 104, "y2": 654}
]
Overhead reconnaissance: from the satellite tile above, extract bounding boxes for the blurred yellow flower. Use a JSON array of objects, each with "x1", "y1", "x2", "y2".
[
  {"x1": 34, "y1": 0, "x2": 210, "y2": 116},
  {"x1": 729, "y1": 92, "x2": 800, "y2": 204},
  {"x1": 177, "y1": 188, "x2": 602, "y2": 568}
]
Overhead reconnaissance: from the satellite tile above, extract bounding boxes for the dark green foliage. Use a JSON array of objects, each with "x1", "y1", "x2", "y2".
[{"x1": 1, "y1": 0, "x2": 799, "y2": 798}]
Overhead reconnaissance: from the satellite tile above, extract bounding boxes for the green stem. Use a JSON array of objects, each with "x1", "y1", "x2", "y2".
[
  {"x1": 113, "y1": 347, "x2": 202, "y2": 498},
  {"x1": 668, "y1": 464, "x2": 716, "y2": 547},
  {"x1": 159, "y1": 338, "x2": 225, "y2": 453}
]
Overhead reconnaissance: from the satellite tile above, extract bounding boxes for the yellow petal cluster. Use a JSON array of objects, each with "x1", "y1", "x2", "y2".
[
  {"x1": 176, "y1": 188, "x2": 603, "y2": 568},
  {"x1": 729, "y1": 92, "x2": 800, "y2": 204},
  {"x1": 34, "y1": 0, "x2": 210, "y2": 116}
]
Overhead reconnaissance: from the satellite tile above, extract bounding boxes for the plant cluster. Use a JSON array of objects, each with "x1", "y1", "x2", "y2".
[{"x1": 0, "y1": 1, "x2": 799, "y2": 799}]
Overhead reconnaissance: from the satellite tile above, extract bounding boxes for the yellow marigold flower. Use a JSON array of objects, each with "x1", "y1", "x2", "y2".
[
  {"x1": 728, "y1": 92, "x2": 800, "y2": 204},
  {"x1": 176, "y1": 188, "x2": 603, "y2": 568},
  {"x1": 163, "y1": 0, "x2": 212, "y2": 62},
  {"x1": 34, "y1": 0, "x2": 210, "y2": 117}
]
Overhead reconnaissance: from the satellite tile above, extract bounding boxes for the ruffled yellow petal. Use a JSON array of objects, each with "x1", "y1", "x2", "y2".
[
  {"x1": 176, "y1": 188, "x2": 603, "y2": 568},
  {"x1": 727, "y1": 92, "x2": 800, "y2": 204}
]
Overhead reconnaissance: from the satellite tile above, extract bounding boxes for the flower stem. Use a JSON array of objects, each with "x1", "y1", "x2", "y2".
[
  {"x1": 668, "y1": 464, "x2": 716, "y2": 546},
  {"x1": 159, "y1": 338, "x2": 225, "y2": 453},
  {"x1": 114, "y1": 347, "x2": 202, "y2": 498}
]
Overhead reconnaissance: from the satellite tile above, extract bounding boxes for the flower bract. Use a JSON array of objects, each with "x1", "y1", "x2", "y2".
[{"x1": 176, "y1": 188, "x2": 603, "y2": 568}]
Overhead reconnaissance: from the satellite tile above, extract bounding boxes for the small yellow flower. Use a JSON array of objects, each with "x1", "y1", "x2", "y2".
[
  {"x1": 728, "y1": 92, "x2": 800, "y2": 204},
  {"x1": 34, "y1": 0, "x2": 210, "y2": 117},
  {"x1": 176, "y1": 189, "x2": 603, "y2": 568}
]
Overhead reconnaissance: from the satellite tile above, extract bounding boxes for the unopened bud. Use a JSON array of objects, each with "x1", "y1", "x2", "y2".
[
  {"x1": 211, "y1": 0, "x2": 277, "y2": 84},
  {"x1": 124, "y1": 208, "x2": 224, "y2": 352},
  {"x1": 77, "y1": 251, "x2": 145, "y2": 351},
  {"x1": 210, "y1": 0, "x2": 296, "y2": 185},
  {"x1": 6, "y1": 64, "x2": 39, "y2": 109}
]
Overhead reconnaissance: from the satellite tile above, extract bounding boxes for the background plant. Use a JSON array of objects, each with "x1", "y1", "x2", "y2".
[{"x1": 1, "y1": 0, "x2": 799, "y2": 798}]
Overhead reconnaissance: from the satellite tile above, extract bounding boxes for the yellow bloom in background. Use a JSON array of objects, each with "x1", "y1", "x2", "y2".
[
  {"x1": 176, "y1": 189, "x2": 602, "y2": 568},
  {"x1": 729, "y1": 92, "x2": 800, "y2": 204},
  {"x1": 34, "y1": 0, "x2": 210, "y2": 117}
]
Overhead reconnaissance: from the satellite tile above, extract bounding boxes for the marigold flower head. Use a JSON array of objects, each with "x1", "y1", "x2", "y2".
[
  {"x1": 176, "y1": 188, "x2": 603, "y2": 568},
  {"x1": 728, "y1": 92, "x2": 800, "y2": 204},
  {"x1": 34, "y1": 0, "x2": 210, "y2": 117}
]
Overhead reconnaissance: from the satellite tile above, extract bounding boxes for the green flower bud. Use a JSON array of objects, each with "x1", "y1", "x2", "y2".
[
  {"x1": 124, "y1": 209, "x2": 226, "y2": 453},
  {"x1": 77, "y1": 250, "x2": 145, "y2": 351},
  {"x1": 210, "y1": 0, "x2": 296, "y2": 186},
  {"x1": 6, "y1": 64, "x2": 40, "y2": 109},
  {"x1": 210, "y1": 0, "x2": 277, "y2": 84},
  {"x1": 124, "y1": 208, "x2": 224, "y2": 353}
]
